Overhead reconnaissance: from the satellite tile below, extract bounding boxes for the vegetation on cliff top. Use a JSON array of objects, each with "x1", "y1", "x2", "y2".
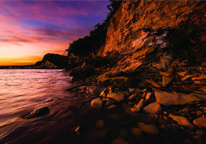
[{"x1": 66, "y1": 0, "x2": 122, "y2": 57}]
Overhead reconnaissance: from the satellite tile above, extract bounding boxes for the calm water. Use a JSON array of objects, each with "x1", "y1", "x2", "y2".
[{"x1": 0, "y1": 69, "x2": 85, "y2": 144}]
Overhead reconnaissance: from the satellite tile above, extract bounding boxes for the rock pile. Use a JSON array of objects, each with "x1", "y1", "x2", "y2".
[{"x1": 68, "y1": 28, "x2": 206, "y2": 144}]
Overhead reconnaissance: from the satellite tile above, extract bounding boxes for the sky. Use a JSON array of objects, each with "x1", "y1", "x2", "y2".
[{"x1": 0, "y1": 0, "x2": 109, "y2": 66}]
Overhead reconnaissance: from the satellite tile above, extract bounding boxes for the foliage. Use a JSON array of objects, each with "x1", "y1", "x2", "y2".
[{"x1": 66, "y1": 0, "x2": 122, "y2": 57}]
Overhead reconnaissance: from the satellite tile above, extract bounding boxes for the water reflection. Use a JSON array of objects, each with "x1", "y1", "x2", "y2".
[{"x1": 0, "y1": 69, "x2": 74, "y2": 143}]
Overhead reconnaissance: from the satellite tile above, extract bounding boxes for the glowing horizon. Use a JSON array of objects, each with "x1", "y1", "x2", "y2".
[{"x1": 0, "y1": 1, "x2": 109, "y2": 66}]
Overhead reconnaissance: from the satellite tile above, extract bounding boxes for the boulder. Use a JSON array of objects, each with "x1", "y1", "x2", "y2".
[
  {"x1": 69, "y1": 63, "x2": 95, "y2": 78},
  {"x1": 97, "y1": 73, "x2": 138, "y2": 87},
  {"x1": 137, "y1": 122, "x2": 159, "y2": 135},
  {"x1": 107, "y1": 93, "x2": 124, "y2": 102},
  {"x1": 193, "y1": 117, "x2": 206, "y2": 128},
  {"x1": 169, "y1": 114, "x2": 194, "y2": 129},
  {"x1": 143, "y1": 102, "x2": 162, "y2": 114},
  {"x1": 91, "y1": 98, "x2": 102, "y2": 109},
  {"x1": 130, "y1": 99, "x2": 144, "y2": 112},
  {"x1": 154, "y1": 89, "x2": 201, "y2": 106},
  {"x1": 87, "y1": 86, "x2": 104, "y2": 94}
]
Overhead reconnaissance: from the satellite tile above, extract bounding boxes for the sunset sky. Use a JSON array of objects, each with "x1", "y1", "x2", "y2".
[{"x1": 0, "y1": 1, "x2": 109, "y2": 66}]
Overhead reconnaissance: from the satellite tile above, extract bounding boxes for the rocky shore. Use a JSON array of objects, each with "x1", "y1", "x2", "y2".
[{"x1": 66, "y1": 28, "x2": 206, "y2": 144}]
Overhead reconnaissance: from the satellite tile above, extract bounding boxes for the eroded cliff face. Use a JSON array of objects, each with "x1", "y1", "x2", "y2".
[{"x1": 99, "y1": 1, "x2": 206, "y2": 65}]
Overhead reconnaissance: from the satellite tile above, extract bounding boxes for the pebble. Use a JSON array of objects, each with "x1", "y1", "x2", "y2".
[
  {"x1": 131, "y1": 127, "x2": 142, "y2": 137},
  {"x1": 107, "y1": 93, "x2": 124, "y2": 102},
  {"x1": 130, "y1": 99, "x2": 144, "y2": 112}
]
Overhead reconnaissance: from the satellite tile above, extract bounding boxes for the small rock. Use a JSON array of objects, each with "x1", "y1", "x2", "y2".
[
  {"x1": 91, "y1": 98, "x2": 102, "y2": 109},
  {"x1": 181, "y1": 75, "x2": 195, "y2": 81},
  {"x1": 196, "y1": 130, "x2": 206, "y2": 136},
  {"x1": 128, "y1": 93, "x2": 137, "y2": 100},
  {"x1": 129, "y1": 88, "x2": 135, "y2": 93},
  {"x1": 130, "y1": 99, "x2": 144, "y2": 112},
  {"x1": 193, "y1": 117, "x2": 206, "y2": 128},
  {"x1": 107, "y1": 104, "x2": 116, "y2": 109},
  {"x1": 137, "y1": 122, "x2": 159, "y2": 135},
  {"x1": 87, "y1": 86, "x2": 104, "y2": 94},
  {"x1": 162, "y1": 76, "x2": 173, "y2": 87},
  {"x1": 145, "y1": 92, "x2": 152, "y2": 100},
  {"x1": 107, "y1": 93, "x2": 124, "y2": 102},
  {"x1": 95, "y1": 119, "x2": 104, "y2": 128},
  {"x1": 177, "y1": 71, "x2": 187, "y2": 77},
  {"x1": 169, "y1": 114, "x2": 194, "y2": 129},
  {"x1": 145, "y1": 79, "x2": 161, "y2": 88},
  {"x1": 111, "y1": 138, "x2": 129, "y2": 144},
  {"x1": 143, "y1": 102, "x2": 162, "y2": 114},
  {"x1": 192, "y1": 75, "x2": 206, "y2": 81},
  {"x1": 99, "y1": 88, "x2": 107, "y2": 97},
  {"x1": 131, "y1": 127, "x2": 142, "y2": 137},
  {"x1": 159, "y1": 71, "x2": 172, "y2": 77}
]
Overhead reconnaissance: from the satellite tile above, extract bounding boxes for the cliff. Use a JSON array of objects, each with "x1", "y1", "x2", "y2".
[{"x1": 100, "y1": 1, "x2": 206, "y2": 65}]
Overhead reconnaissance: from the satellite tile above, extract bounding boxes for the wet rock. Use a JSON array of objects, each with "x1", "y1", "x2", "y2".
[
  {"x1": 131, "y1": 127, "x2": 142, "y2": 137},
  {"x1": 137, "y1": 122, "x2": 159, "y2": 135},
  {"x1": 143, "y1": 102, "x2": 162, "y2": 114},
  {"x1": 111, "y1": 138, "x2": 129, "y2": 144},
  {"x1": 169, "y1": 114, "x2": 194, "y2": 129},
  {"x1": 193, "y1": 117, "x2": 206, "y2": 128},
  {"x1": 130, "y1": 99, "x2": 144, "y2": 112},
  {"x1": 154, "y1": 89, "x2": 201, "y2": 106},
  {"x1": 95, "y1": 119, "x2": 104, "y2": 128},
  {"x1": 162, "y1": 76, "x2": 173, "y2": 87},
  {"x1": 22, "y1": 106, "x2": 49, "y2": 119},
  {"x1": 107, "y1": 93, "x2": 124, "y2": 102},
  {"x1": 87, "y1": 86, "x2": 104, "y2": 94},
  {"x1": 91, "y1": 98, "x2": 102, "y2": 109}
]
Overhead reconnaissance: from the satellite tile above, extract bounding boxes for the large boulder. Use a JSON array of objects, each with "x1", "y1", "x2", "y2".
[
  {"x1": 154, "y1": 89, "x2": 201, "y2": 106},
  {"x1": 97, "y1": 71, "x2": 138, "y2": 87},
  {"x1": 69, "y1": 63, "x2": 95, "y2": 79}
]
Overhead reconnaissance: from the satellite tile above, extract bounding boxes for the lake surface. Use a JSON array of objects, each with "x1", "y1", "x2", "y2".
[{"x1": 0, "y1": 69, "x2": 86, "y2": 144}]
